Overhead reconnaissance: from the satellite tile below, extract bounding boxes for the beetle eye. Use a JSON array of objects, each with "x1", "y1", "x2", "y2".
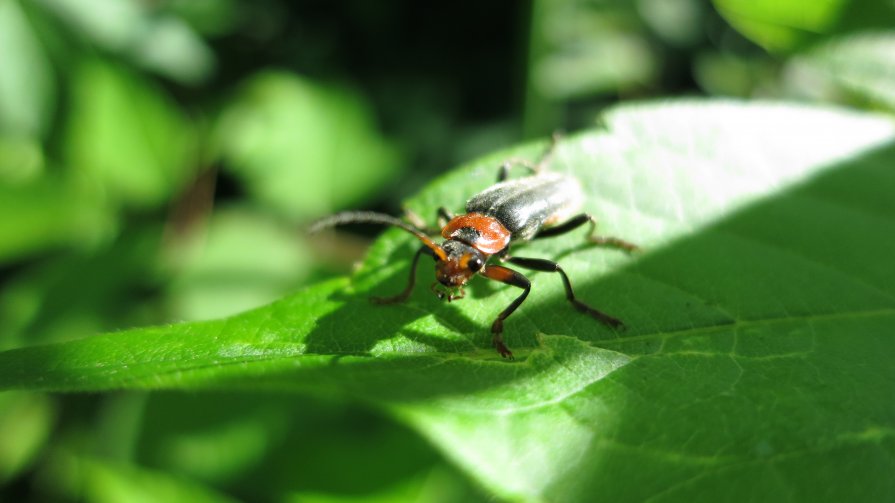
[{"x1": 468, "y1": 256, "x2": 483, "y2": 272}]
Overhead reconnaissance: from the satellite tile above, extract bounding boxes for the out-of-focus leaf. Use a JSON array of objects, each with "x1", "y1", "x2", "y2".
[
  {"x1": 137, "y1": 393, "x2": 285, "y2": 484},
  {"x1": 45, "y1": 453, "x2": 238, "y2": 503},
  {"x1": 134, "y1": 393, "x2": 450, "y2": 499},
  {"x1": 284, "y1": 466, "x2": 489, "y2": 503},
  {"x1": 0, "y1": 136, "x2": 44, "y2": 184},
  {"x1": 637, "y1": 0, "x2": 704, "y2": 47},
  {"x1": 34, "y1": 0, "x2": 142, "y2": 52},
  {"x1": 129, "y1": 17, "x2": 216, "y2": 85},
  {"x1": 714, "y1": 0, "x2": 895, "y2": 52},
  {"x1": 0, "y1": 176, "x2": 111, "y2": 265},
  {"x1": 34, "y1": 0, "x2": 214, "y2": 84},
  {"x1": 166, "y1": 0, "x2": 241, "y2": 37},
  {"x1": 0, "y1": 392, "x2": 55, "y2": 483},
  {"x1": 64, "y1": 60, "x2": 197, "y2": 209},
  {"x1": 2, "y1": 101, "x2": 895, "y2": 501},
  {"x1": 524, "y1": 0, "x2": 662, "y2": 136},
  {"x1": 785, "y1": 31, "x2": 895, "y2": 112},
  {"x1": 0, "y1": 225, "x2": 161, "y2": 347},
  {"x1": 215, "y1": 72, "x2": 401, "y2": 220},
  {"x1": 694, "y1": 53, "x2": 777, "y2": 97},
  {"x1": 534, "y1": 33, "x2": 656, "y2": 99},
  {"x1": 166, "y1": 206, "x2": 312, "y2": 321},
  {"x1": 530, "y1": 0, "x2": 657, "y2": 100},
  {"x1": 0, "y1": 0, "x2": 55, "y2": 137},
  {"x1": 714, "y1": 0, "x2": 843, "y2": 51}
]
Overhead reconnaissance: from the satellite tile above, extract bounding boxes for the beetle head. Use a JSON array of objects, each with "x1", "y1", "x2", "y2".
[
  {"x1": 308, "y1": 211, "x2": 488, "y2": 297},
  {"x1": 435, "y1": 240, "x2": 485, "y2": 288}
]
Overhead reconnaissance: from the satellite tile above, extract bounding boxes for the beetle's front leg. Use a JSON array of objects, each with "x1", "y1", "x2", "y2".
[
  {"x1": 481, "y1": 264, "x2": 532, "y2": 359},
  {"x1": 371, "y1": 245, "x2": 431, "y2": 304},
  {"x1": 505, "y1": 256, "x2": 623, "y2": 328}
]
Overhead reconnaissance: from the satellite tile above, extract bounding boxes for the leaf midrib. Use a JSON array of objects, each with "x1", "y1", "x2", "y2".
[
  {"x1": 10, "y1": 306, "x2": 888, "y2": 394},
  {"x1": 596, "y1": 307, "x2": 895, "y2": 348}
]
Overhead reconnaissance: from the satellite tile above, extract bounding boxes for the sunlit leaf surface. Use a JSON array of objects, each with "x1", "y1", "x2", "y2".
[{"x1": 2, "y1": 100, "x2": 894, "y2": 501}]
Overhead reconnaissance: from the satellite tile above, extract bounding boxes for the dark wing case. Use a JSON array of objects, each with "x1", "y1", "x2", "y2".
[{"x1": 465, "y1": 173, "x2": 584, "y2": 241}]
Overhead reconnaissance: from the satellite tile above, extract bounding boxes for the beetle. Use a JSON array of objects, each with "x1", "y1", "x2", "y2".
[{"x1": 310, "y1": 138, "x2": 638, "y2": 359}]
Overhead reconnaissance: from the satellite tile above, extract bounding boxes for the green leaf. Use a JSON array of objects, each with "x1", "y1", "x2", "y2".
[
  {"x1": 2, "y1": 100, "x2": 895, "y2": 501},
  {"x1": 713, "y1": 0, "x2": 844, "y2": 51},
  {"x1": 45, "y1": 454, "x2": 239, "y2": 503},
  {"x1": 713, "y1": 0, "x2": 895, "y2": 52},
  {"x1": 0, "y1": 0, "x2": 55, "y2": 137},
  {"x1": 132, "y1": 393, "x2": 475, "y2": 500},
  {"x1": 165, "y1": 0, "x2": 240, "y2": 37},
  {"x1": 35, "y1": 0, "x2": 214, "y2": 84},
  {"x1": 0, "y1": 224, "x2": 159, "y2": 347},
  {"x1": 214, "y1": 72, "x2": 402, "y2": 219},
  {"x1": 0, "y1": 392, "x2": 55, "y2": 483},
  {"x1": 0, "y1": 176, "x2": 112, "y2": 265},
  {"x1": 786, "y1": 31, "x2": 895, "y2": 112},
  {"x1": 64, "y1": 59, "x2": 197, "y2": 209},
  {"x1": 0, "y1": 136, "x2": 44, "y2": 184},
  {"x1": 166, "y1": 206, "x2": 314, "y2": 321}
]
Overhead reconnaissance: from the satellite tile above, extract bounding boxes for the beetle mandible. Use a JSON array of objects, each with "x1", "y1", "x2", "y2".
[{"x1": 310, "y1": 137, "x2": 638, "y2": 359}]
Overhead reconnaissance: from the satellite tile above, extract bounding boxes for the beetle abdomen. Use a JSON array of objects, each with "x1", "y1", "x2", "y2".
[{"x1": 465, "y1": 173, "x2": 584, "y2": 240}]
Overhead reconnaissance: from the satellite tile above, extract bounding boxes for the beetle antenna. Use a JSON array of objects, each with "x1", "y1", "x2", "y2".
[{"x1": 309, "y1": 211, "x2": 447, "y2": 261}]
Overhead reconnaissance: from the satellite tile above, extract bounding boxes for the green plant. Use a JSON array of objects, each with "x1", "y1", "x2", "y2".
[{"x1": 3, "y1": 100, "x2": 893, "y2": 501}]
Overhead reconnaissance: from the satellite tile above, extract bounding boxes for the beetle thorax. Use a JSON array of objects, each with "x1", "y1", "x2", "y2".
[{"x1": 441, "y1": 213, "x2": 511, "y2": 255}]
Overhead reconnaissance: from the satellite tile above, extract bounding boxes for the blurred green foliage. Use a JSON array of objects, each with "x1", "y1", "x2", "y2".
[{"x1": 0, "y1": 0, "x2": 893, "y2": 501}]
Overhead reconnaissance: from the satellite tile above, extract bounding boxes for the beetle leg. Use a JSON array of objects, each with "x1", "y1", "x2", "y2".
[
  {"x1": 496, "y1": 133, "x2": 560, "y2": 182},
  {"x1": 401, "y1": 207, "x2": 441, "y2": 235},
  {"x1": 437, "y1": 207, "x2": 455, "y2": 228},
  {"x1": 407, "y1": 206, "x2": 455, "y2": 231},
  {"x1": 534, "y1": 213, "x2": 639, "y2": 252},
  {"x1": 536, "y1": 132, "x2": 561, "y2": 171},
  {"x1": 481, "y1": 265, "x2": 532, "y2": 359},
  {"x1": 504, "y1": 256, "x2": 624, "y2": 329},
  {"x1": 403, "y1": 206, "x2": 459, "y2": 235},
  {"x1": 371, "y1": 246, "x2": 431, "y2": 304},
  {"x1": 497, "y1": 159, "x2": 538, "y2": 182},
  {"x1": 496, "y1": 246, "x2": 511, "y2": 261}
]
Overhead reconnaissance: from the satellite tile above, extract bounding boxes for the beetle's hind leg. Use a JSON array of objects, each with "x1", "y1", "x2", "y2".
[
  {"x1": 497, "y1": 159, "x2": 538, "y2": 182},
  {"x1": 504, "y1": 256, "x2": 623, "y2": 329},
  {"x1": 497, "y1": 133, "x2": 561, "y2": 182},
  {"x1": 534, "y1": 214, "x2": 639, "y2": 253},
  {"x1": 436, "y1": 207, "x2": 455, "y2": 228}
]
